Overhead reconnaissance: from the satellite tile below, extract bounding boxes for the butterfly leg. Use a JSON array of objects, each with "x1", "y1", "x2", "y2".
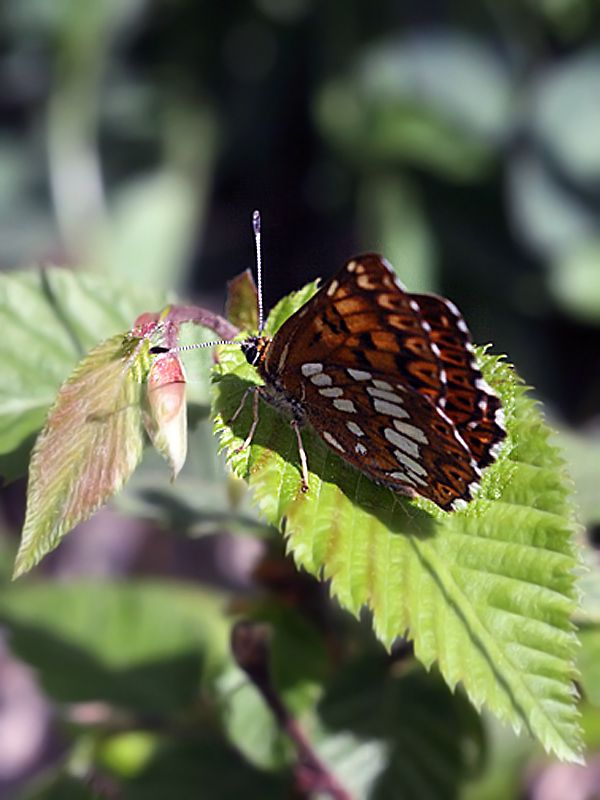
[
  {"x1": 229, "y1": 386, "x2": 252, "y2": 424},
  {"x1": 231, "y1": 387, "x2": 260, "y2": 453},
  {"x1": 291, "y1": 420, "x2": 310, "y2": 492}
]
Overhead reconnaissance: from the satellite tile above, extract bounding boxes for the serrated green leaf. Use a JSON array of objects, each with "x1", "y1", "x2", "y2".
[
  {"x1": 14, "y1": 331, "x2": 153, "y2": 578},
  {"x1": 212, "y1": 280, "x2": 583, "y2": 762},
  {"x1": 0, "y1": 268, "x2": 170, "y2": 479}
]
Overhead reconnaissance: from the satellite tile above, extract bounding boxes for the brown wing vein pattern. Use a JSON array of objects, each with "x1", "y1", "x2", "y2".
[{"x1": 247, "y1": 253, "x2": 506, "y2": 511}]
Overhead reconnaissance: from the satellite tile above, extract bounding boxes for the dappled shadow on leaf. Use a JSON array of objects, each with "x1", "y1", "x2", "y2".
[
  {"x1": 123, "y1": 734, "x2": 290, "y2": 800},
  {"x1": 3, "y1": 620, "x2": 203, "y2": 715},
  {"x1": 40, "y1": 269, "x2": 89, "y2": 360},
  {"x1": 318, "y1": 653, "x2": 486, "y2": 799},
  {"x1": 135, "y1": 487, "x2": 266, "y2": 537},
  {"x1": 214, "y1": 374, "x2": 437, "y2": 538}
]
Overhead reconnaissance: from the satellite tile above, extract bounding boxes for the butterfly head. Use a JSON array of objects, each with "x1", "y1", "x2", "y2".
[{"x1": 241, "y1": 335, "x2": 270, "y2": 369}]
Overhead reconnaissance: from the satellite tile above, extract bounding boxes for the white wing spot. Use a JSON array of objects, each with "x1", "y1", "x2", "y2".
[
  {"x1": 348, "y1": 368, "x2": 372, "y2": 381},
  {"x1": 355, "y1": 442, "x2": 368, "y2": 455},
  {"x1": 467, "y1": 480, "x2": 481, "y2": 497},
  {"x1": 347, "y1": 421, "x2": 365, "y2": 436},
  {"x1": 333, "y1": 398, "x2": 357, "y2": 413},
  {"x1": 346, "y1": 422, "x2": 365, "y2": 436},
  {"x1": 384, "y1": 427, "x2": 420, "y2": 458},
  {"x1": 393, "y1": 450, "x2": 428, "y2": 479},
  {"x1": 319, "y1": 387, "x2": 343, "y2": 397},
  {"x1": 439, "y1": 368, "x2": 447, "y2": 385},
  {"x1": 422, "y1": 320, "x2": 432, "y2": 332},
  {"x1": 323, "y1": 431, "x2": 346, "y2": 452},
  {"x1": 389, "y1": 470, "x2": 416, "y2": 486},
  {"x1": 393, "y1": 419, "x2": 428, "y2": 444},
  {"x1": 409, "y1": 299, "x2": 420, "y2": 313},
  {"x1": 430, "y1": 342, "x2": 441, "y2": 358},
  {"x1": 326, "y1": 279, "x2": 340, "y2": 297},
  {"x1": 392, "y1": 465, "x2": 427, "y2": 487},
  {"x1": 346, "y1": 260, "x2": 358, "y2": 273},
  {"x1": 311, "y1": 372, "x2": 333, "y2": 387},
  {"x1": 301, "y1": 363, "x2": 323, "y2": 377},
  {"x1": 367, "y1": 386, "x2": 405, "y2": 404},
  {"x1": 475, "y1": 377, "x2": 493, "y2": 393},
  {"x1": 445, "y1": 299, "x2": 460, "y2": 317},
  {"x1": 490, "y1": 439, "x2": 504, "y2": 458},
  {"x1": 373, "y1": 398, "x2": 410, "y2": 419},
  {"x1": 451, "y1": 498, "x2": 469, "y2": 511},
  {"x1": 372, "y1": 379, "x2": 392, "y2": 391}
]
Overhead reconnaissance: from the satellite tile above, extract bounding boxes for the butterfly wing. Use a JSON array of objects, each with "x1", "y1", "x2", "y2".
[
  {"x1": 263, "y1": 254, "x2": 505, "y2": 510},
  {"x1": 297, "y1": 362, "x2": 483, "y2": 509},
  {"x1": 409, "y1": 293, "x2": 505, "y2": 470}
]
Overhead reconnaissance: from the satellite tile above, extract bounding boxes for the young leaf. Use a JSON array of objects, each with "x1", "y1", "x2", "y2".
[
  {"x1": 212, "y1": 282, "x2": 582, "y2": 763},
  {"x1": 225, "y1": 269, "x2": 259, "y2": 331},
  {"x1": 143, "y1": 351, "x2": 188, "y2": 479},
  {"x1": 13, "y1": 328, "x2": 155, "y2": 579}
]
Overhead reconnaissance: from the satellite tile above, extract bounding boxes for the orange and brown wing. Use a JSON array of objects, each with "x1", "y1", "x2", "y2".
[{"x1": 262, "y1": 254, "x2": 505, "y2": 510}]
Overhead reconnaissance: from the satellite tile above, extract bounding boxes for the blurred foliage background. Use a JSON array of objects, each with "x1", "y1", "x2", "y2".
[{"x1": 1, "y1": 0, "x2": 600, "y2": 798}]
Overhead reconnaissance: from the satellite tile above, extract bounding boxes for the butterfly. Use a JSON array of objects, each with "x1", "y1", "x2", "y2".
[
  {"x1": 235, "y1": 250, "x2": 506, "y2": 511},
  {"x1": 153, "y1": 212, "x2": 506, "y2": 511}
]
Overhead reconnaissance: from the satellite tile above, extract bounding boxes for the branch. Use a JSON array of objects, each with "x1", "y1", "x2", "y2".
[{"x1": 231, "y1": 621, "x2": 354, "y2": 800}]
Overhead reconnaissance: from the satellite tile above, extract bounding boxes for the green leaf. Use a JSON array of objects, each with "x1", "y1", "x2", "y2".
[
  {"x1": 212, "y1": 281, "x2": 583, "y2": 762},
  {"x1": 577, "y1": 627, "x2": 600, "y2": 708},
  {"x1": 13, "y1": 330, "x2": 152, "y2": 578},
  {"x1": 319, "y1": 655, "x2": 486, "y2": 800},
  {"x1": 123, "y1": 734, "x2": 289, "y2": 800},
  {"x1": 0, "y1": 580, "x2": 229, "y2": 713},
  {"x1": 314, "y1": 30, "x2": 513, "y2": 183},
  {"x1": 225, "y1": 269, "x2": 258, "y2": 331},
  {"x1": 550, "y1": 236, "x2": 600, "y2": 323},
  {"x1": 0, "y1": 267, "x2": 170, "y2": 480},
  {"x1": 215, "y1": 664, "x2": 292, "y2": 770}
]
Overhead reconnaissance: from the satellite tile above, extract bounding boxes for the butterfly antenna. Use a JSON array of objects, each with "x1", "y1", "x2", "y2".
[
  {"x1": 253, "y1": 209, "x2": 265, "y2": 335},
  {"x1": 151, "y1": 213, "x2": 264, "y2": 358},
  {"x1": 150, "y1": 339, "x2": 231, "y2": 356}
]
